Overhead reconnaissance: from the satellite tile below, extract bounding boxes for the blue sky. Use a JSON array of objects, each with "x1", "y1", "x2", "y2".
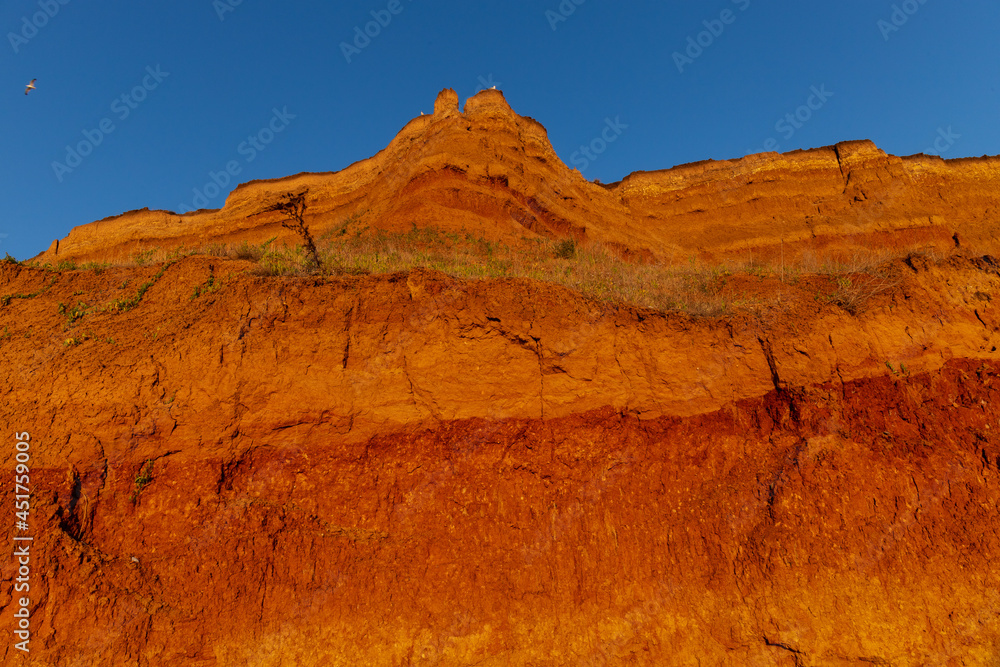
[{"x1": 1, "y1": 0, "x2": 997, "y2": 259}]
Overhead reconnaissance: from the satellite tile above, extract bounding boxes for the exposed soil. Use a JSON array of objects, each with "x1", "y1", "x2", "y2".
[{"x1": 2, "y1": 89, "x2": 1000, "y2": 665}]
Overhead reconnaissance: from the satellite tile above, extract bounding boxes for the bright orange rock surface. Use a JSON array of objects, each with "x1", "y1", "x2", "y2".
[
  {"x1": 35, "y1": 89, "x2": 1000, "y2": 266},
  {"x1": 2, "y1": 89, "x2": 1000, "y2": 665}
]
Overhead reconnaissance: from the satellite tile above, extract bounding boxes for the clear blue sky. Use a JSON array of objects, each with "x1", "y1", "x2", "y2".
[{"x1": 2, "y1": 0, "x2": 998, "y2": 259}]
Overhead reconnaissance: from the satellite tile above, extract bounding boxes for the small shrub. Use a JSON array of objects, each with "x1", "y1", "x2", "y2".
[
  {"x1": 554, "y1": 239, "x2": 576, "y2": 260},
  {"x1": 58, "y1": 301, "x2": 90, "y2": 328},
  {"x1": 80, "y1": 261, "x2": 110, "y2": 274},
  {"x1": 131, "y1": 461, "x2": 154, "y2": 503},
  {"x1": 256, "y1": 190, "x2": 323, "y2": 272},
  {"x1": 230, "y1": 240, "x2": 269, "y2": 262},
  {"x1": 0, "y1": 277, "x2": 57, "y2": 308},
  {"x1": 106, "y1": 261, "x2": 175, "y2": 313},
  {"x1": 190, "y1": 270, "x2": 221, "y2": 300},
  {"x1": 744, "y1": 258, "x2": 770, "y2": 278},
  {"x1": 826, "y1": 272, "x2": 898, "y2": 315},
  {"x1": 253, "y1": 248, "x2": 309, "y2": 276},
  {"x1": 133, "y1": 249, "x2": 156, "y2": 266},
  {"x1": 63, "y1": 330, "x2": 93, "y2": 347}
]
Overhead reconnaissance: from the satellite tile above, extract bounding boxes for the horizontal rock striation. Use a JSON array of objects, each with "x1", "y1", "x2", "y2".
[
  {"x1": 4, "y1": 87, "x2": 1000, "y2": 665},
  {"x1": 1, "y1": 249, "x2": 999, "y2": 664},
  {"x1": 35, "y1": 90, "x2": 1000, "y2": 266}
]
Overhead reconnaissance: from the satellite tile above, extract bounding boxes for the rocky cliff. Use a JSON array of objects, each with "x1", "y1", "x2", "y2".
[
  {"x1": 3, "y1": 89, "x2": 1000, "y2": 665},
  {"x1": 36, "y1": 89, "x2": 1000, "y2": 266}
]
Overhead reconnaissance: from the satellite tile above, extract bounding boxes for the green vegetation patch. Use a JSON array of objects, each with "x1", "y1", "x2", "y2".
[
  {"x1": 106, "y1": 261, "x2": 176, "y2": 313},
  {"x1": 1, "y1": 275, "x2": 58, "y2": 307},
  {"x1": 190, "y1": 271, "x2": 223, "y2": 300},
  {"x1": 131, "y1": 460, "x2": 154, "y2": 503},
  {"x1": 58, "y1": 300, "x2": 93, "y2": 329}
]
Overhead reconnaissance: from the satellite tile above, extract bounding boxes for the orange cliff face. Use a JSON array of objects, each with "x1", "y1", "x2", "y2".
[
  {"x1": 35, "y1": 88, "x2": 1000, "y2": 266},
  {"x1": 2, "y1": 254, "x2": 999, "y2": 665},
  {"x1": 2, "y1": 89, "x2": 1000, "y2": 665}
]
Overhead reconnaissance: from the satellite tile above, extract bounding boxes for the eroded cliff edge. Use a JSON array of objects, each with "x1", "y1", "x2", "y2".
[
  {"x1": 1, "y1": 248, "x2": 999, "y2": 665},
  {"x1": 34, "y1": 89, "x2": 1000, "y2": 267}
]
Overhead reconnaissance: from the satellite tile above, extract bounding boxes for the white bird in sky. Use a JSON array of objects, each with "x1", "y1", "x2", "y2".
[{"x1": 24, "y1": 79, "x2": 36, "y2": 95}]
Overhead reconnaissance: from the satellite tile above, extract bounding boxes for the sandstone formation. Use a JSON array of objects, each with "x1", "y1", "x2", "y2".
[
  {"x1": 35, "y1": 89, "x2": 1000, "y2": 266},
  {"x1": 2, "y1": 89, "x2": 1000, "y2": 665}
]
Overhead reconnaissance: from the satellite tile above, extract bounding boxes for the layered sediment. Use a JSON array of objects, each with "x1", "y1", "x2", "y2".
[
  {"x1": 3, "y1": 89, "x2": 1000, "y2": 665},
  {"x1": 36, "y1": 89, "x2": 1000, "y2": 266}
]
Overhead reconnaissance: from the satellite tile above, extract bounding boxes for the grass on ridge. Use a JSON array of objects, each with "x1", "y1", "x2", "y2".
[
  {"x1": 16, "y1": 225, "x2": 918, "y2": 317},
  {"x1": 239, "y1": 226, "x2": 909, "y2": 316}
]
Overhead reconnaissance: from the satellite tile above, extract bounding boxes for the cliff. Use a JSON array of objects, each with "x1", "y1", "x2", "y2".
[
  {"x1": 35, "y1": 89, "x2": 1000, "y2": 266},
  {"x1": 2, "y1": 89, "x2": 1000, "y2": 665}
]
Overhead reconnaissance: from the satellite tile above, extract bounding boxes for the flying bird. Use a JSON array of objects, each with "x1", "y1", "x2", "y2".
[{"x1": 24, "y1": 79, "x2": 36, "y2": 95}]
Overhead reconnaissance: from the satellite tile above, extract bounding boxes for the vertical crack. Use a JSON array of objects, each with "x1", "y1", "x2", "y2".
[
  {"x1": 341, "y1": 301, "x2": 355, "y2": 370},
  {"x1": 534, "y1": 336, "x2": 545, "y2": 420},
  {"x1": 833, "y1": 143, "x2": 849, "y2": 191},
  {"x1": 758, "y1": 335, "x2": 801, "y2": 424},
  {"x1": 758, "y1": 336, "x2": 782, "y2": 392}
]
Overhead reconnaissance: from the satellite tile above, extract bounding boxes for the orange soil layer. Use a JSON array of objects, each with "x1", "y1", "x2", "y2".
[
  {"x1": 0, "y1": 252, "x2": 999, "y2": 664},
  {"x1": 6, "y1": 86, "x2": 1000, "y2": 665}
]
